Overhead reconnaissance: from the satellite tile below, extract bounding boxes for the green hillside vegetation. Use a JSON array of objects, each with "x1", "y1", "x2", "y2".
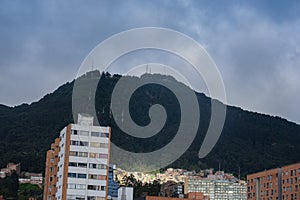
[
  {"x1": 0, "y1": 71, "x2": 299, "y2": 177},
  {"x1": 18, "y1": 183, "x2": 43, "y2": 200},
  {"x1": 0, "y1": 172, "x2": 19, "y2": 199}
]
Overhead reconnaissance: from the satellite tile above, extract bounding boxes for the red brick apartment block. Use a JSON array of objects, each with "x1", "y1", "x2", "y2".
[{"x1": 247, "y1": 163, "x2": 300, "y2": 200}]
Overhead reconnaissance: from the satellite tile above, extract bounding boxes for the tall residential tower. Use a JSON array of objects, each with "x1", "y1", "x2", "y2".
[{"x1": 44, "y1": 114, "x2": 111, "y2": 200}]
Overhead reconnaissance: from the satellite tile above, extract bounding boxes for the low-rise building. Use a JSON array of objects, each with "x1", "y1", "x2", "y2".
[
  {"x1": 0, "y1": 162, "x2": 21, "y2": 178},
  {"x1": 160, "y1": 181, "x2": 184, "y2": 197},
  {"x1": 146, "y1": 192, "x2": 208, "y2": 200},
  {"x1": 0, "y1": 171, "x2": 6, "y2": 179},
  {"x1": 184, "y1": 173, "x2": 247, "y2": 200},
  {"x1": 108, "y1": 164, "x2": 119, "y2": 199},
  {"x1": 118, "y1": 187, "x2": 133, "y2": 200}
]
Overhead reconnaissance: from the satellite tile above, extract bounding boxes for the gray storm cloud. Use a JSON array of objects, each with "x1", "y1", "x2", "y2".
[{"x1": 0, "y1": 0, "x2": 299, "y2": 123}]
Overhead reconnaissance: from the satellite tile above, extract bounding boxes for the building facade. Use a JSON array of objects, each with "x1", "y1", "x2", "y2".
[
  {"x1": 160, "y1": 181, "x2": 184, "y2": 197},
  {"x1": 44, "y1": 137, "x2": 60, "y2": 200},
  {"x1": 247, "y1": 162, "x2": 300, "y2": 200},
  {"x1": 184, "y1": 176, "x2": 247, "y2": 200},
  {"x1": 108, "y1": 164, "x2": 119, "y2": 199},
  {"x1": 118, "y1": 187, "x2": 133, "y2": 200},
  {"x1": 0, "y1": 162, "x2": 21, "y2": 178},
  {"x1": 44, "y1": 114, "x2": 111, "y2": 200},
  {"x1": 146, "y1": 192, "x2": 207, "y2": 200}
]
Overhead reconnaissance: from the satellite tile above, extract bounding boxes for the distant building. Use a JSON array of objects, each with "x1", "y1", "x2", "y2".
[
  {"x1": 28, "y1": 173, "x2": 43, "y2": 185},
  {"x1": 7, "y1": 162, "x2": 21, "y2": 175},
  {"x1": 108, "y1": 164, "x2": 119, "y2": 198},
  {"x1": 160, "y1": 181, "x2": 184, "y2": 197},
  {"x1": 185, "y1": 192, "x2": 209, "y2": 200},
  {"x1": 43, "y1": 114, "x2": 111, "y2": 200},
  {"x1": 184, "y1": 173, "x2": 247, "y2": 200},
  {"x1": 247, "y1": 162, "x2": 300, "y2": 200},
  {"x1": 118, "y1": 187, "x2": 133, "y2": 200},
  {"x1": 146, "y1": 192, "x2": 208, "y2": 200},
  {"x1": 0, "y1": 171, "x2": 6, "y2": 179},
  {"x1": 0, "y1": 162, "x2": 21, "y2": 178}
]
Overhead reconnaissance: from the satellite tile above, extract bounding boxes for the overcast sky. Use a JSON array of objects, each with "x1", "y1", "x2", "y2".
[{"x1": 0, "y1": 0, "x2": 300, "y2": 124}]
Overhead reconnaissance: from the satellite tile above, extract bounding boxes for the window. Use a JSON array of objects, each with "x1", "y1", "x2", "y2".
[
  {"x1": 90, "y1": 142, "x2": 100, "y2": 148},
  {"x1": 101, "y1": 132, "x2": 109, "y2": 138},
  {"x1": 91, "y1": 132, "x2": 100, "y2": 137},
  {"x1": 76, "y1": 184, "x2": 86, "y2": 190},
  {"x1": 89, "y1": 163, "x2": 106, "y2": 169},
  {"x1": 98, "y1": 175, "x2": 106, "y2": 180},
  {"x1": 79, "y1": 131, "x2": 89, "y2": 136},
  {"x1": 78, "y1": 163, "x2": 87, "y2": 168},
  {"x1": 88, "y1": 174, "x2": 107, "y2": 180},
  {"x1": 80, "y1": 141, "x2": 88, "y2": 146},
  {"x1": 89, "y1": 153, "x2": 98, "y2": 158},
  {"x1": 68, "y1": 173, "x2": 76, "y2": 178},
  {"x1": 100, "y1": 143, "x2": 108, "y2": 148},
  {"x1": 89, "y1": 174, "x2": 97, "y2": 180},
  {"x1": 72, "y1": 130, "x2": 78, "y2": 135},
  {"x1": 69, "y1": 162, "x2": 77, "y2": 167},
  {"x1": 89, "y1": 153, "x2": 108, "y2": 158},
  {"x1": 88, "y1": 197, "x2": 105, "y2": 200},
  {"x1": 88, "y1": 185, "x2": 97, "y2": 190},
  {"x1": 77, "y1": 173, "x2": 87, "y2": 179},
  {"x1": 89, "y1": 163, "x2": 97, "y2": 169},
  {"x1": 88, "y1": 185, "x2": 105, "y2": 191},
  {"x1": 70, "y1": 151, "x2": 78, "y2": 156},
  {"x1": 99, "y1": 154, "x2": 108, "y2": 159},
  {"x1": 70, "y1": 140, "x2": 88, "y2": 146},
  {"x1": 68, "y1": 184, "x2": 76, "y2": 189},
  {"x1": 78, "y1": 152, "x2": 88, "y2": 157}
]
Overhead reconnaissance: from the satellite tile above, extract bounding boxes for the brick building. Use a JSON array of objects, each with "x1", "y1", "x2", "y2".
[
  {"x1": 43, "y1": 137, "x2": 60, "y2": 200},
  {"x1": 247, "y1": 162, "x2": 300, "y2": 200}
]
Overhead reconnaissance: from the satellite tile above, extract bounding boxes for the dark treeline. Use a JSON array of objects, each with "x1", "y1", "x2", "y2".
[{"x1": 0, "y1": 71, "x2": 299, "y2": 178}]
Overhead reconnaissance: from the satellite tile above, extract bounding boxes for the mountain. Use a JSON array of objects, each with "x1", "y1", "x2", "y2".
[{"x1": 0, "y1": 71, "x2": 299, "y2": 177}]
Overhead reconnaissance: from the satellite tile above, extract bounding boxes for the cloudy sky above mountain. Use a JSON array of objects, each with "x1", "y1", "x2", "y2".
[{"x1": 0, "y1": 0, "x2": 300, "y2": 123}]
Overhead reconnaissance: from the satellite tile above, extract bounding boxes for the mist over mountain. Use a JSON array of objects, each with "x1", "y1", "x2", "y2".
[{"x1": 0, "y1": 71, "x2": 299, "y2": 177}]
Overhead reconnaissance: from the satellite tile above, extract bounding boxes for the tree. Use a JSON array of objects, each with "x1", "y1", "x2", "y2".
[{"x1": 0, "y1": 171, "x2": 19, "y2": 199}]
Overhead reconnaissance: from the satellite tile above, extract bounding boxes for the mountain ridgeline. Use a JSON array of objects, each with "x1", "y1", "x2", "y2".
[{"x1": 0, "y1": 71, "x2": 299, "y2": 177}]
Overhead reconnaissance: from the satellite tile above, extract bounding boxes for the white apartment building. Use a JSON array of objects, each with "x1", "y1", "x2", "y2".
[
  {"x1": 45, "y1": 114, "x2": 111, "y2": 200},
  {"x1": 184, "y1": 176, "x2": 247, "y2": 200}
]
